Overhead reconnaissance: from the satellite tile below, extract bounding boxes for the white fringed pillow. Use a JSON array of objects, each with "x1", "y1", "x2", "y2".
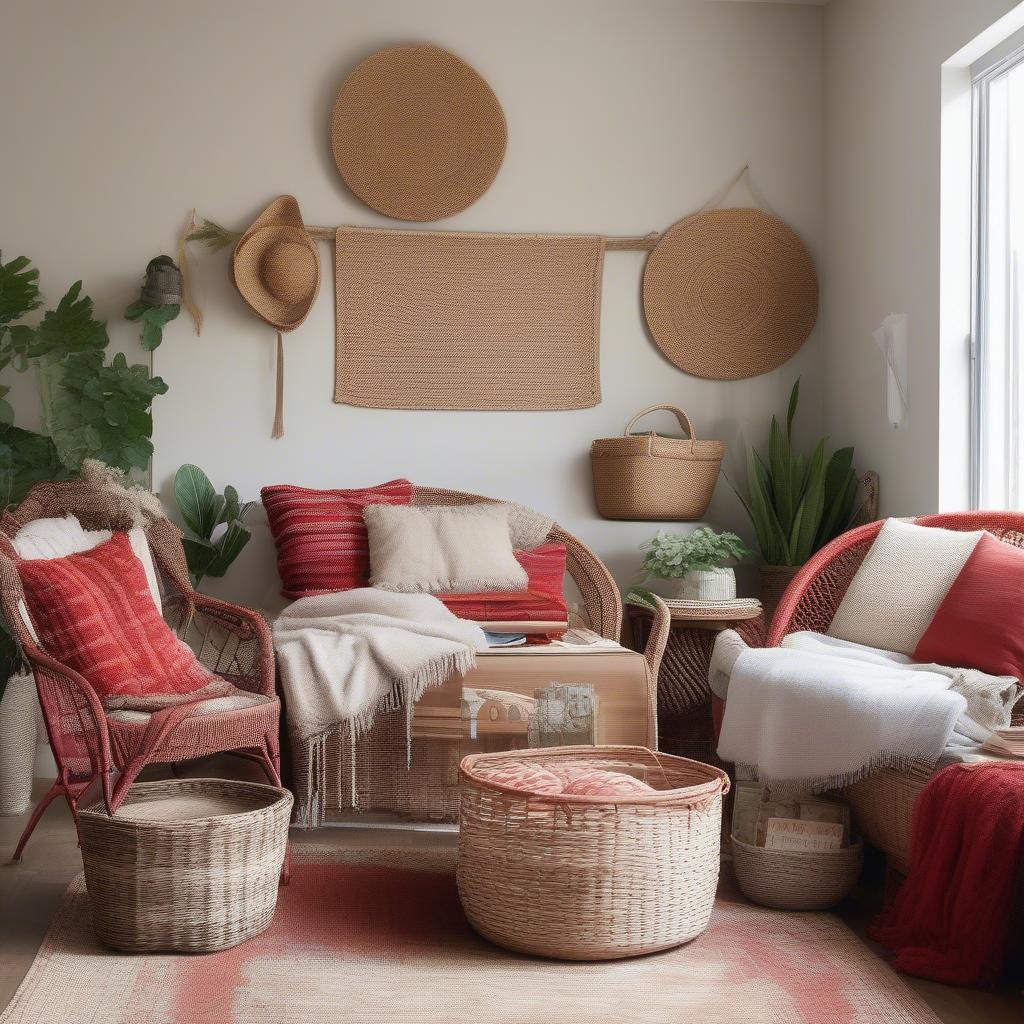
[
  {"x1": 363, "y1": 503, "x2": 529, "y2": 595},
  {"x1": 826, "y1": 518, "x2": 983, "y2": 655}
]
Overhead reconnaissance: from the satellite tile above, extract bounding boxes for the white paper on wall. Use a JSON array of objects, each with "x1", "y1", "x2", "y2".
[{"x1": 872, "y1": 313, "x2": 909, "y2": 428}]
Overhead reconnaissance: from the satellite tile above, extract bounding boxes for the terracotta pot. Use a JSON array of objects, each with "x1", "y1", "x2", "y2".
[
  {"x1": 0, "y1": 672, "x2": 39, "y2": 816},
  {"x1": 758, "y1": 564, "x2": 802, "y2": 624}
]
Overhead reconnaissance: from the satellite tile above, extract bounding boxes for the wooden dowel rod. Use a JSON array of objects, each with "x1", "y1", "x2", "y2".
[{"x1": 306, "y1": 225, "x2": 661, "y2": 250}]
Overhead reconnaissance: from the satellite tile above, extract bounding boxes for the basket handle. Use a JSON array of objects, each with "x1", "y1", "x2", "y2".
[{"x1": 624, "y1": 404, "x2": 697, "y2": 440}]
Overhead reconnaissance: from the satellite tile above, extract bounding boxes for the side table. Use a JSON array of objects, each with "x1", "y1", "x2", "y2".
[{"x1": 627, "y1": 603, "x2": 765, "y2": 763}]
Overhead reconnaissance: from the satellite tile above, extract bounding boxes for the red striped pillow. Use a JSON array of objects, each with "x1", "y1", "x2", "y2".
[
  {"x1": 261, "y1": 480, "x2": 413, "y2": 598},
  {"x1": 437, "y1": 542, "x2": 568, "y2": 622},
  {"x1": 17, "y1": 533, "x2": 218, "y2": 701}
]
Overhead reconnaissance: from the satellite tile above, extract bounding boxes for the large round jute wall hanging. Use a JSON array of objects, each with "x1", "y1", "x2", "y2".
[
  {"x1": 642, "y1": 208, "x2": 818, "y2": 380},
  {"x1": 330, "y1": 44, "x2": 507, "y2": 222}
]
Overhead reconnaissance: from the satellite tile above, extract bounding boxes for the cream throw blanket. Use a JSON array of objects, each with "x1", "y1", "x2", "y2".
[
  {"x1": 716, "y1": 630, "x2": 1018, "y2": 794},
  {"x1": 274, "y1": 589, "x2": 487, "y2": 826}
]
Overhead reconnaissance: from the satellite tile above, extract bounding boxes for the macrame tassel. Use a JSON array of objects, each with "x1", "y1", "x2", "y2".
[{"x1": 272, "y1": 331, "x2": 285, "y2": 439}]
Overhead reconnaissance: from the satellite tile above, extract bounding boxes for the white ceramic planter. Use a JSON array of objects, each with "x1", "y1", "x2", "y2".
[
  {"x1": 0, "y1": 672, "x2": 39, "y2": 816},
  {"x1": 670, "y1": 567, "x2": 737, "y2": 602}
]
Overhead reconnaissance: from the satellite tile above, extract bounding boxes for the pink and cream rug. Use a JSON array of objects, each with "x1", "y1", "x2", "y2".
[{"x1": 1, "y1": 846, "x2": 941, "y2": 1024}]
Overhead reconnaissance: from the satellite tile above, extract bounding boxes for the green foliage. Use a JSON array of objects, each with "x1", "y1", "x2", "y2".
[
  {"x1": 734, "y1": 379, "x2": 860, "y2": 566},
  {"x1": 640, "y1": 527, "x2": 751, "y2": 580},
  {"x1": 624, "y1": 586, "x2": 660, "y2": 612},
  {"x1": 0, "y1": 254, "x2": 42, "y2": 327},
  {"x1": 34, "y1": 281, "x2": 109, "y2": 361},
  {"x1": 174, "y1": 464, "x2": 255, "y2": 587},
  {"x1": 187, "y1": 218, "x2": 242, "y2": 253},
  {"x1": 0, "y1": 425, "x2": 69, "y2": 509},
  {"x1": 124, "y1": 256, "x2": 181, "y2": 351}
]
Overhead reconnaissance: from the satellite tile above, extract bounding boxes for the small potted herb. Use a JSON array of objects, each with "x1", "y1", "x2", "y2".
[{"x1": 639, "y1": 527, "x2": 752, "y2": 601}]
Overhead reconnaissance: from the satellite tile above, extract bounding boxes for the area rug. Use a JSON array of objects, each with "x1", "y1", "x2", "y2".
[
  {"x1": 334, "y1": 226, "x2": 605, "y2": 410},
  {"x1": 1, "y1": 846, "x2": 941, "y2": 1024}
]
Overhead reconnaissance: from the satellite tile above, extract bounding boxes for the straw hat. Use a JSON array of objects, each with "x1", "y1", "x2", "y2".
[
  {"x1": 330, "y1": 44, "x2": 506, "y2": 222},
  {"x1": 232, "y1": 195, "x2": 321, "y2": 331},
  {"x1": 642, "y1": 208, "x2": 818, "y2": 381}
]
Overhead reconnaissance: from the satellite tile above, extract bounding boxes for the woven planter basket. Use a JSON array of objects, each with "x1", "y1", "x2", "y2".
[
  {"x1": 759, "y1": 563, "x2": 802, "y2": 623},
  {"x1": 731, "y1": 834, "x2": 864, "y2": 911},
  {"x1": 590, "y1": 405, "x2": 724, "y2": 521},
  {"x1": 78, "y1": 778, "x2": 292, "y2": 952},
  {"x1": 0, "y1": 672, "x2": 39, "y2": 816},
  {"x1": 457, "y1": 745, "x2": 729, "y2": 960}
]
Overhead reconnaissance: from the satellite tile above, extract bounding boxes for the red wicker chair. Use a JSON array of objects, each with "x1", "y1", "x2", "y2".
[
  {"x1": 1, "y1": 479, "x2": 282, "y2": 862},
  {"x1": 717, "y1": 512, "x2": 1024, "y2": 872}
]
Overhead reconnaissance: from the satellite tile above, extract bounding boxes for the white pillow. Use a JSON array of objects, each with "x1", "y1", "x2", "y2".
[
  {"x1": 12, "y1": 515, "x2": 163, "y2": 613},
  {"x1": 826, "y1": 518, "x2": 983, "y2": 655},
  {"x1": 363, "y1": 503, "x2": 529, "y2": 594}
]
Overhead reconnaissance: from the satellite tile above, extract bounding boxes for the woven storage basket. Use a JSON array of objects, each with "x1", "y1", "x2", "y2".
[
  {"x1": 590, "y1": 405, "x2": 724, "y2": 520},
  {"x1": 78, "y1": 778, "x2": 292, "y2": 952},
  {"x1": 457, "y1": 745, "x2": 729, "y2": 960},
  {"x1": 0, "y1": 672, "x2": 39, "y2": 816},
  {"x1": 731, "y1": 833, "x2": 864, "y2": 911}
]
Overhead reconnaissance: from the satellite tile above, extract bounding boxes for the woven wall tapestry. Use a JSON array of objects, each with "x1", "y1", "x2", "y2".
[{"x1": 334, "y1": 227, "x2": 606, "y2": 411}]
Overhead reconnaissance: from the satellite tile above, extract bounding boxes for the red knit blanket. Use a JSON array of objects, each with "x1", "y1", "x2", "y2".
[{"x1": 869, "y1": 761, "x2": 1024, "y2": 988}]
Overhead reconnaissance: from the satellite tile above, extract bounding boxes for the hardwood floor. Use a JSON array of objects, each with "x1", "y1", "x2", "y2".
[{"x1": 1, "y1": 760, "x2": 1020, "y2": 1023}]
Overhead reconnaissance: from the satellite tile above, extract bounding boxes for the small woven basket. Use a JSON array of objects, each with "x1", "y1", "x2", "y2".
[
  {"x1": 457, "y1": 745, "x2": 729, "y2": 960},
  {"x1": 731, "y1": 833, "x2": 864, "y2": 911},
  {"x1": 590, "y1": 405, "x2": 724, "y2": 520},
  {"x1": 78, "y1": 778, "x2": 292, "y2": 952}
]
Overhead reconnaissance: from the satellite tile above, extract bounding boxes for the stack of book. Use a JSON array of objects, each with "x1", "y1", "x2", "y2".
[{"x1": 980, "y1": 727, "x2": 1024, "y2": 759}]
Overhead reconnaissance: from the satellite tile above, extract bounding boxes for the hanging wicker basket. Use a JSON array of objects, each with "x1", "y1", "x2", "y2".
[{"x1": 590, "y1": 405, "x2": 724, "y2": 520}]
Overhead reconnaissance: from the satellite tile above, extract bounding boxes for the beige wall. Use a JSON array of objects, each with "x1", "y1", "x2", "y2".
[
  {"x1": 2, "y1": 0, "x2": 826, "y2": 608},
  {"x1": 822, "y1": 0, "x2": 1024, "y2": 517}
]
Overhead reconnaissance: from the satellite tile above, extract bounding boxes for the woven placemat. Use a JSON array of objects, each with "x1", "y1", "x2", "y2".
[
  {"x1": 334, "y1": 227, "x2": 606, "y2": 410},
  {"x1": 643, "y1": 208, "x2": 818, "y2": 380},
  {"x1": 330, "y1": 45, "x2": 506, "y2": 222}
]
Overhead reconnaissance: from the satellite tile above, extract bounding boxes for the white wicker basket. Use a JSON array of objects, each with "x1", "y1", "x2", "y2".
[{"x1": 731, "y1": 833, "x2": 864, "y2": 910}]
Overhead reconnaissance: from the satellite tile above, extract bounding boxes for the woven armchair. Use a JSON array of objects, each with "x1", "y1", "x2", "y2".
[
  {"x1": 734, "y1": 511, "x2": 1024, "y2": 872},
  {"x1": 1, "y1": 478, "x2": 281, "y2": 862}
]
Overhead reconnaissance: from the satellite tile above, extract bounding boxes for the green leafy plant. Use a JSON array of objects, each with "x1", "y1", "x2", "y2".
[
  {"x1": 124, "y1": 255, "x2": 181, "y2": 351},
  {"x1": 734, "y1": 379, "x2": 860, "y2": 567},
  {"x1": 640, "y1": 527, "x2": 751, "y2": 580},
  {"x1": 174, "y1": 464, "x2": 255, "y2": 587}
]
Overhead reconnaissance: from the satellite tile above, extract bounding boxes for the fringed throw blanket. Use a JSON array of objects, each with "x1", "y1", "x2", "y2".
[
  {"x1": 716, "y1": 631, "x2": 1017, "y2": 795},
  {"x1": 274, "y1": 589, "x2": 487, "y2": 826}
]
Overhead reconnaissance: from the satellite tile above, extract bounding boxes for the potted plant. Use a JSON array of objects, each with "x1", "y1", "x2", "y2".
[
  {"x1": 734, "y1": 380, "x2": 861, "y2": 617},
  {"x1": 639, "y1": 527, "x2": 752, "y2": 601}
]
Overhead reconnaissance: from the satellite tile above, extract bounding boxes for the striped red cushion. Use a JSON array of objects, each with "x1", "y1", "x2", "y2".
[
  {"x1": 17, "y1": 533, "x2": 218, "y2": 701},
  {"x1": 261, "y1": 480, "x2": 413, "y2": 598},
  {"x1": 437, "y1": 542, "x2": 568, "y2": 622}
]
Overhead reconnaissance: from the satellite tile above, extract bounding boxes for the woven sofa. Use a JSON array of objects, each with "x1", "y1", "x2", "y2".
[
  {"x1": 298, "y1": 484, "x2": 672, "y2": 824},
  {"x1": 726, "y1": 512, "x2": 1024, "y2": 874}
]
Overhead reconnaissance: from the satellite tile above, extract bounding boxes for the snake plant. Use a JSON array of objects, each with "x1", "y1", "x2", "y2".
[{"x1": 735, "y1": 380, "x2": 860, "y2": 567}]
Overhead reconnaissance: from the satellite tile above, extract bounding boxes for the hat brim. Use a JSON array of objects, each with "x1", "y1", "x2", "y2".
[{"x1": 232, "y1": 197, "x2": 321, "y2": 331}]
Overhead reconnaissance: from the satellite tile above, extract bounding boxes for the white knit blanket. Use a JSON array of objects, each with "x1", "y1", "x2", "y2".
[
  {"x1": 716, "y1": 631, "x2": 979, "y2": 794},
  {"x1": 274, "y1": 589, "x2": 487, "y2": 825}
]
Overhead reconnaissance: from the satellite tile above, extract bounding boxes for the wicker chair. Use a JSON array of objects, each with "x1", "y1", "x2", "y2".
[
  {"x1": 723, "y1": 512, "x2": 1024, "y2": 873},
  {"x1": 1, "y1": 479, "x2": 281, "y2": 862},
  {"x1": 300, "y1": 484, "x2": 672, "y2": 825}
]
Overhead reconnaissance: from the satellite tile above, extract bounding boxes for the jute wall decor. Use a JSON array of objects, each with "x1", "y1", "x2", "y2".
[
  {"x1": 330, "y1": 45, "x2": 507, "y2": 222},
  {"x1": 334, "y1": 227, "x2": 605, "y2": 410},
  {"x1": 642, "y1": 208, "x2": 818, "y2": 381}
]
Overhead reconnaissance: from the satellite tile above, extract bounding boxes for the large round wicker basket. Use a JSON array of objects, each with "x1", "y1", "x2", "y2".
[
  {"x1": 457, "y1": 746, "x2": 729, "y2": 960},
  {"x1": 731, "y1": 833, "x2": 864, "y2": 911},
  {"x1": 78, "y1": 778, "x2": 292, "y2": 952}
]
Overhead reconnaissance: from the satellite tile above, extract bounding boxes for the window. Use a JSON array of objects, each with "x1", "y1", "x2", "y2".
[{"x1": 972, "y1": 32, "x2": 1024, "y2": 509}]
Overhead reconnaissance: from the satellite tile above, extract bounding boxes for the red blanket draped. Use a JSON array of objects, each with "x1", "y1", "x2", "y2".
[{"x1": 869, "y1": 761, "x2": 1024, "y2": 988}]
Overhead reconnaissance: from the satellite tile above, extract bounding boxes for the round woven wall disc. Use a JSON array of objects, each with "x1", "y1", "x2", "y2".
[
  {"x1": 330, "y1": 44, "x2": 507, "y2": 222},
  {"x1": 642, "y1": 208, "x2": 819, "y2": 380}
]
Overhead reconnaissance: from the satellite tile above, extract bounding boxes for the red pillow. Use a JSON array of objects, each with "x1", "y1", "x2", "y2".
[
  {"x1": 913, "y1": 532, "x2": 1024, "y2": 680},
  {"x1": 437, "y1": 542, "x2": 568, "y2": 623},
  {"x1": 261, "y1": 479, "x2": 412, "y2": 598},
  {"x1": 17, "y1": 533, "x2": 218, "y2": 702}
]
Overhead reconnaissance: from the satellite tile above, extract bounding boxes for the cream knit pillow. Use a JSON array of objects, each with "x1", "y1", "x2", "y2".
[
  {"x1": 363, "y1": 503, "x2": 529, "y2": 595},
  {"x1": 826, "y1": 518, "x2": 983, "y2": 655}
]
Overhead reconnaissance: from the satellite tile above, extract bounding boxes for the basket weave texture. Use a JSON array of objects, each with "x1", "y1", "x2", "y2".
[
  {"x1": 731, "y1": 834, "x2": 864, "y2": 911},
  {"x1": 591, "y1": 405, "x2": 724, "y2": 520},
  {"x1": 78, "y1": 778, "x2": 292, "y2": 952},
  {"x1": 457, "y1": 745, "x2": 729, "y2": 960}
]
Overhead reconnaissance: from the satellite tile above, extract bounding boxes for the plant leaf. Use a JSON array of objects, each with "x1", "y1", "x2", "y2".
[
  {"x1": 0, "y1": 254, "x2": 42, "y2": 327},
  {"x1": 141, "y1": 321, "x2": 163, "y2": 351},
  {"x1": 746, "y1": 445, "x2": 789, "y2": 564},
  {"x1": 35, "y1": 281, "x2": 109, "y2": 361},
  {"x1": 788, "y1": 440, "x2": 827, "y2": 564},
  {"x1": 786, "y1": 378, "x2": 800, "y2": 439},
  {"x1": 815, "y1": 447, "x2": 857, "y2": 548},
  {"x1": 204, "y1": 521, "x2": 252, "y2": 577},
  {"x1": 174, "y1": 464, "x2": 220, "y2": 539}
]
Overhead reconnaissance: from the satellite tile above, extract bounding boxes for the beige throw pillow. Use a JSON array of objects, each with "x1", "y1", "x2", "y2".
[
  {"x1": 363, "y1": 503, "x2": 529, "y2": 595},
  {"x1": 826, "y1": 518, "x2": 983, "y2": 655}
]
